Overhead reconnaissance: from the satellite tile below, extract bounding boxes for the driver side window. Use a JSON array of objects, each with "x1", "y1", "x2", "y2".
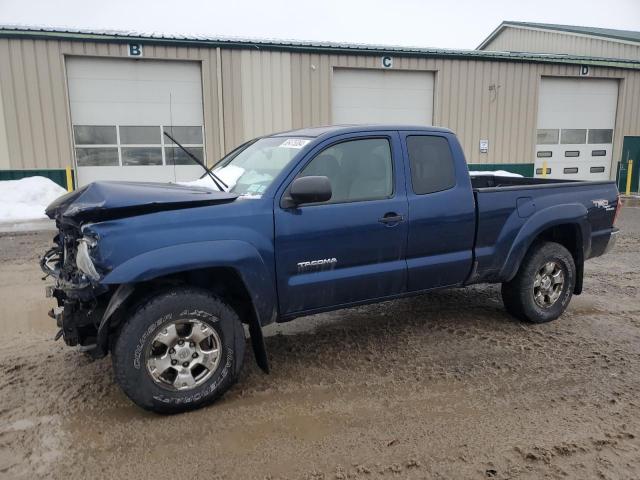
[{"x1": 299, "y1": 138, "x2": 393, "y2": 204}]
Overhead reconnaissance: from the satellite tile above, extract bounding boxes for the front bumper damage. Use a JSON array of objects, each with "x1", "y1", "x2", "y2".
[
  {"x1": 44, "y1": 283, "x2": 108, "y2": 354},
  {"x1": 41, "y1": 229, "x2": 111, "y2": 358}
]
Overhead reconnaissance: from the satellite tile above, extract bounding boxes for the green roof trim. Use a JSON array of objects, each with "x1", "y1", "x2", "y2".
[
  {"x1": 478, "y1": 20, "x2": 640, "y2": 50},
  {"x1": 1, "y1": 24, "x2": 640, "y2": 70}
]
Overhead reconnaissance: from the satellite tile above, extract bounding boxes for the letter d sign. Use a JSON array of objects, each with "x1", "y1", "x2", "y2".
[{"x1": 128, "y1": 44, "x2": 143, "y2": 57}]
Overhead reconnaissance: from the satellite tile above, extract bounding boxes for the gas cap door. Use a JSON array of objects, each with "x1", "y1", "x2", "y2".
[{"x1": 517, "y1": 197, "x2": 536, "y2": 218}]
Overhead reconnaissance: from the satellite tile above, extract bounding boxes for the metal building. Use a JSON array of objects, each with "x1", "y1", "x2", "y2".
[
  {"x1": 0, "y1": 24, "x2": 639, "y2": 189},
  {"x1": 478, "y1": 21, "x2": 640, "y2": 61},
  {"x1": 478, "y1": 21, "x2": 640, "y2": 190}
]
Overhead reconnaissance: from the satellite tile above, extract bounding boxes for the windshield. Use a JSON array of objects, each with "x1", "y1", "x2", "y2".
[{"x1": 213, "y1": 137, "x2": 310, "y2": 196}]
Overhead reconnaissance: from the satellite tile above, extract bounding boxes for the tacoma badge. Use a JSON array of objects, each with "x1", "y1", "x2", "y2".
[{"x1": 297, "y1": 258, "x2": 337, "y2": 272}]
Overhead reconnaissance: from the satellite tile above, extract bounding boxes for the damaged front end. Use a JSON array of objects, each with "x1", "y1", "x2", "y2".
[
  {"x1": 41, "y1": 224, "x2": 111, "y2": 357},
  {"x1": 40, "y1": 181, "x2": 239, "y2": 357}
]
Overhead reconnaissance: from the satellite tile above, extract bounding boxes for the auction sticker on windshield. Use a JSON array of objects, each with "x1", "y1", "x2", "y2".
[{"x1": 279, "y1": 138, "x2": 310, "y2": 149}]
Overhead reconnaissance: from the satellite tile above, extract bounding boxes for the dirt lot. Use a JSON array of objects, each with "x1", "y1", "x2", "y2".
[{"x1": 0, "y1": 206, "x2": 639, "y2": 480}]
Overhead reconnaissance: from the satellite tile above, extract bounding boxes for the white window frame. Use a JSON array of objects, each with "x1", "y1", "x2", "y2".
[{"x1": 73, "y1": 125, "x2": 206, "y2": 167}]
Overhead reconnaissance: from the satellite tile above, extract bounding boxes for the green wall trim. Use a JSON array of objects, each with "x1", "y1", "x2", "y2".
[
  {"x1": 468, "y1": 163, "x2": 534, "y2": 177},
  {"x1": 0, "y1": 169, "x2": 74, "y2": 189}
]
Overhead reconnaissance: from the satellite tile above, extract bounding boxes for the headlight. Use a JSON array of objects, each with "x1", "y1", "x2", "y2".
[{"x1": 76, "y1": 237, "x2": 100, "y2": 281}]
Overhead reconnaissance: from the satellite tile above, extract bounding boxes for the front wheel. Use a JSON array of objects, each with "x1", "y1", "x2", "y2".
[
  {"x1": 501, "y1": 241, "x2": 576, "y2": 323},
  {"x1": 112, "y1": 287, "x2": 245, "y2": 413}
]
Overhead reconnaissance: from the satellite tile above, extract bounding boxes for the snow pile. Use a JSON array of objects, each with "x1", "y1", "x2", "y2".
[
  {"x1": 469, "y1": 170, "x2": 523, "y2": 178},
  {"x1": 179, "y1": 165, "x2": 245, "y2": 191},
  {"x1": 0, "y1": 176, "x2": 67, "y2": 222}
]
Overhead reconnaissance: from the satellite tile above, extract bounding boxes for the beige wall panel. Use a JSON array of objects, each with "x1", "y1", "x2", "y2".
[
  {"x1": 220, "y1": 50, "x2": 244, "y2": 151},
  {"x1": 227, "y1": 50, "x2": 293, "y2": 144},
  {"x1": 0, "y1": 38, "x2": 223, "y2": 169},
  {"x1": 483, "y1": 26, "x2": 640, "y2": 61},
  {"x1": 0, "y1": 78, "x2": 9, "y2": 168}
]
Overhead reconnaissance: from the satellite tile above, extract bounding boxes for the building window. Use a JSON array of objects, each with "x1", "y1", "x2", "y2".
[
  {"x1": 536, "y1": 168, "x2": 551, "y2": 175},
  {"x1": 537, "y1": 129, "x2": 559, "y2": 145},
  {"x1": 537, "y1": 151, "x2": 552, "y2": 158},
  {"x1": 165, "y1": 147, "x2": 205, "y2": 165},
  {"x1": 590, "y1": 166, "x2": 605, "y2": 173},
  {"x1": 591, "y1": 150, "x2": 606, "y2": 157},
  {"x1": 120, "y1": 126, "x2": 161, "y2": 145},
  {"x1": 75, "y1": 147, "x2": 119, "y2": 167},
  {"x1": 73, "y1": 125, "x2": 205, "y2": 167},
  {"x1": 563, "y1": 167, "x2": 579, "y2": 174},
  {"x1": 122, "y1": 147, "x2": 163, "y2": 166},
  {"x1": 564, "y1": 151, "x2": 580, "y2": 157},
  {"x1": 561, "y1": 129, "x2": 587, "y2": 144},
  {"x1": 73, "y1": 125, "x2": 117, "y2": 145},
  {"x1": 119, "y1": 126, "x2": 163, "y2": 166},
  {"x1": 74, "y1": 126, "x2": 119, "y2": 166},
  {"x1": 164, "y1": 126, "x2": 204, "y2": 145},
  {"x1": 588, "y1": 129, "x2": 613, "y2": 144},
  {"x1": 164, "y1": 126, "x2": 205, "y2": 165}
]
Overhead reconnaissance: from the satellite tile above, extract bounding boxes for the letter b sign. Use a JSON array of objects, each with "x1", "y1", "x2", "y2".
[{"x1": 128, "y1": 44, "x2": 143, "y2": 57}]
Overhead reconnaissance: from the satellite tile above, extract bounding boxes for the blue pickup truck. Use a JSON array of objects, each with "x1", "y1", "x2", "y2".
[{"x1": 42, "y1": 125, "x2": 620, "y2": 413}]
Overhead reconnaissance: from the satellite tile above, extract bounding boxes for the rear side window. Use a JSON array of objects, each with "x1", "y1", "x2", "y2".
[{"x1": 406, "y1": 135, "x2": 456, "y2": 194}]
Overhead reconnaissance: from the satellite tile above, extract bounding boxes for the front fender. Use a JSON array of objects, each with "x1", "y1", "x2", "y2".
[
  {"x1": 100, "y1": 240, "x2": 276, "y2": 326},
  {"x1": 499, "y1": 203, "x2": 590, "y2": 282}
]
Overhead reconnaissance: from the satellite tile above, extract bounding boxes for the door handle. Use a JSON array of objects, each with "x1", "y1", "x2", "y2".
[{"x1": 378, "y1": 213, "x2": 404, "y2": 225}]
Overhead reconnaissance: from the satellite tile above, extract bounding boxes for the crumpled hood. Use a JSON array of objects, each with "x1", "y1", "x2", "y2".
[{"x1": 46, "y1": 181, "x2": 238, "y2": 223}]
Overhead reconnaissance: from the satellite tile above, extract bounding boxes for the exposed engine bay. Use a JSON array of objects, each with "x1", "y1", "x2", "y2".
[{"x1": 40, "y1": 224, "x2": 110, "y2": 356}]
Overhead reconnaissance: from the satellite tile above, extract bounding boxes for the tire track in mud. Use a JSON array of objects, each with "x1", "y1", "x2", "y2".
[{"x1": 0, "y1": 212, "x2": 639, "y2": 479}]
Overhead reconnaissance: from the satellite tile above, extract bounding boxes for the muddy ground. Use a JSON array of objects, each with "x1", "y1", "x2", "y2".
[{"x1": 0, "y1": 207, "x2": 639, "y2": 480}]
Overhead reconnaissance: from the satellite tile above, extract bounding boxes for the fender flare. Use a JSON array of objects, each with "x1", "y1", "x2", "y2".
[
  {"x1": 97, "y1": 240, "x2": 275, "y2": 372},
  {"x1": 499, "y1": 203, "x2": 590, "y2": 282}
]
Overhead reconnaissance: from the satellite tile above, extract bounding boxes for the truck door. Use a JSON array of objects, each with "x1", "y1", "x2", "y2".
[
  {"x1": 400, "y1": 132, "x2": 476, "y2": 291},
  {"x1": 274, "y1": 132, "x2": 408, "y2": 316}
]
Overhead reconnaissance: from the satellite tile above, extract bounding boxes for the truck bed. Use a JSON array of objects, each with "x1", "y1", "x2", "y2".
[
  {"x1": 470, "y1": 174, "x2": 599, "y2": 190},
  {"x1": 469, "y1": 175, "x2": 618, "y2": 286}
]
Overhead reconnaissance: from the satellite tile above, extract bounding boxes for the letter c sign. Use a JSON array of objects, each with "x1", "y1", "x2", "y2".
[
  {"x1": 381, "y1": 56, "x2": 393, "y2": 68},
  {"x1": 128, "y1": 44, "x2": 143, "y2": 57}
]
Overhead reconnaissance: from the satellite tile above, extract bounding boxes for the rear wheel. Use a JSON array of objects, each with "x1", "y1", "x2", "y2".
[
  {"x1": 112, "y1": 287, "x2": 245, "y2": 413},
  {"x1": 501, "y1": 242, "x2": 576, "y2": 323}
]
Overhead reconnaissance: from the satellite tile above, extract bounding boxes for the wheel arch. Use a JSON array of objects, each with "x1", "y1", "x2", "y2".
[
  {"x1": 96, "y1": 241, "x2": 274, "y2": 372},
  {"x1": 500, "y1": 204, "x2": 589, "y2": 293},
  {"x1": 531, "y1": 223, "x2": 584, "y2": 294}
]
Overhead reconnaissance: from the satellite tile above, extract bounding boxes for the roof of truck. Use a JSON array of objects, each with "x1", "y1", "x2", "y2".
[{"x1": 272, "y1": 125, "x2": 454, "y2": 138}]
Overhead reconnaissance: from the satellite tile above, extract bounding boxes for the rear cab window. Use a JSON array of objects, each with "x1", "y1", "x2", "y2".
[{"x1": 406, "y1": 135, "x2": 456, "y2": 194}]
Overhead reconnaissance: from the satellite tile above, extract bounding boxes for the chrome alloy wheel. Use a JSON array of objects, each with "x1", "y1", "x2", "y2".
[
  {"x1": 146, "y1": 320, "x2": 221, "y2": 391},
  {"x1": 533, "y1": 261, "x2": 565, "y2": 308}
]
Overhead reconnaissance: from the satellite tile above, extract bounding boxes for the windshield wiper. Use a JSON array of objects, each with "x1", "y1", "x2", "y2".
[{"x1": 163, "y1": 131, "x2": 228, "y2": 191}]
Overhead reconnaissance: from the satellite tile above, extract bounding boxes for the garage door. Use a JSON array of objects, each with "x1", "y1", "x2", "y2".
[
  {"x1": 535, "y1": 78, "x2": 618, "y2": 181},
  {"x1": 332, "y1": 69, "x2": 434, "y2": 125},
  {"x1": 66, "y1": 57, "x2": 205, "y2": 187}
]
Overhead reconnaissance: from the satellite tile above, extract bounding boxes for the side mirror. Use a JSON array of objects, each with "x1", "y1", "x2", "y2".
[{"x1": 285, "y1": 176, "x2": 332, "y2": 207}]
